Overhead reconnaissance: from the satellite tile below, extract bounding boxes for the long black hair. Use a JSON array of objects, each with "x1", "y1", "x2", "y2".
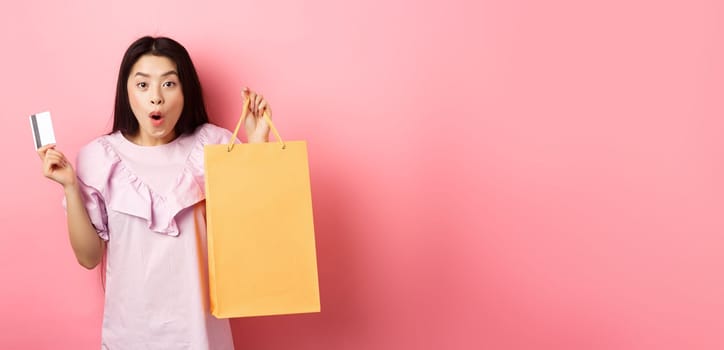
[{"x1": 112, "y1": 36, "x2": 209, "y2": 136}]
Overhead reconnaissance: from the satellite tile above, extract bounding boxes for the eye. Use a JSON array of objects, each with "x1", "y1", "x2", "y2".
[
  {"x1": 136, "y1": 82, "x2": 147, "y2": 88},
  {"x1": 163, "y1": 81, "x2": 177, "y2": 88}
]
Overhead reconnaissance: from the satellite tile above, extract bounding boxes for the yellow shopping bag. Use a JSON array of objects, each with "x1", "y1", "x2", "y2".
[{"x1": 204, "y1": 97, "x2": 320, "y2": 318}]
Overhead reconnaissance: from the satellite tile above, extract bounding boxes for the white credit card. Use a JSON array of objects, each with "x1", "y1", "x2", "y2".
[{"x1": 30, "y1": 111, "x2": 56, "y2": 149}]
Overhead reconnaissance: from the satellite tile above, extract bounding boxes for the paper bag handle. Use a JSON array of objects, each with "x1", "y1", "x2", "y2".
[{"x1": 227, "y1": 95, "x2": 286, "y2": 152}]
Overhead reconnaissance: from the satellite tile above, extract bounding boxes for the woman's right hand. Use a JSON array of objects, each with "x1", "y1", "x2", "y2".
[{"x1": 38, "y1": 144, "x2": 77, "y2": 188}]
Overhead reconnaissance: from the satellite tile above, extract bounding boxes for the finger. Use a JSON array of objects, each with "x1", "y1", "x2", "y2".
[
  {"x1": 255, "y1": 94, "x2": 263, "y2": 117},
  {"x1": 37, "y1": 144, "x2": 56, "y2": 159},
  {"x1": 45, "y1": 151, "x2": 63, "y2": 159},
  {"x1": 44, "y1": 154, "x2": 66, "y2": 169},
  {"x1": 53, "y1": 149, "x2": 67, "y2": 160},
  {"x1": 259, "y1": 99, "x2": 271, "y2": 119},
  {"x1": 242, "y1": 87, "x2": 254, "y2": 116},
  {"x1": 46, "y1": 150, "x2": 69, "y2": 167},
  {"x1": 246, "y1": 90, "x2": 254, "y2": 114},
  {"x1": 38, "y1": 144, "x2": 56, "y2": 152},
  {"x1": 259, "y1": 97, "x2": 271, "y2": 119},
  {"x1": 43, "y1": 161, "x2": 54, "y2": 176},
  {"x1": 251, "y1": 92, "x2": 259, "y2": 116},
  {"x1": 45, "y1": 149, "x2": 59, "y2": 161},
  {"x1": 43, "y1": 156, "x2": 62, "y2": 176},
  {"x1": 46, "y1": 149, "x2": 67, "y2": 161}
]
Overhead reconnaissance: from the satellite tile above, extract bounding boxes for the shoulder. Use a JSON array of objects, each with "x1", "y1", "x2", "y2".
[
  {"x1": 76, "y1": 134, "x2": 117, "y2": 166},
  {"x1": 75, "y1": 133, "x2": 120, "y2": 188},
  {"x1": 194, "y1": 123, "x2": 234, "y2": 145}
]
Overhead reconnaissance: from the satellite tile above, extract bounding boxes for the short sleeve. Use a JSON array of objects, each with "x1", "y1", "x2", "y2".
[
  {"x1": 63, "y1": 181, "x2": 109, "y2": 240},
  {"x1": 198, "y1": 123, "x2": 237, "y2": 145},
  {"x1": 69, "y1": 137, "x2": 118, "y2": 240}
]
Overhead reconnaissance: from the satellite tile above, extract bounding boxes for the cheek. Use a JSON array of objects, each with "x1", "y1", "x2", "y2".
[
  {"x1": 170, "y1": 92, "x2": 185, "y2": 111},
  {"x1": 127, "y1": 86, "x2": 141, "y2": 109},
  {"x1": 127, "y1": 90, "x2": 147, "y2": 120}
]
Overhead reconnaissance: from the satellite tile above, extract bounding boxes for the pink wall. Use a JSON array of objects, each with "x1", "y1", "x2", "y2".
[{"x1": 2, "y1": 0, "x2": 723, "y2": 349}]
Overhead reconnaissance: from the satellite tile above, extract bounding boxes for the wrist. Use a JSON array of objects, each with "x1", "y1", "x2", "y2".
[
  {"x1": 248, "y1": 136, "x2": 269, "y2": 143},
  {"x1": 63, "y1": 179, "x2": 80, "y2": 194}
]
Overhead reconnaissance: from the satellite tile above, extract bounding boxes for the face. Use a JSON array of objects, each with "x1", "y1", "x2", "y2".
[{"x1": 127, "y1": 54, "x2": 184, "y2": 145}]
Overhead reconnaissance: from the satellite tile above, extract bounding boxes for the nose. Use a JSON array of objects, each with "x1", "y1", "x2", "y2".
[
  {"x1": 150, "y1": 95, "x2": 163, "y2": 105},
  {"x1": 150, "y1": 89, "x2": 163, "y2": 105}
]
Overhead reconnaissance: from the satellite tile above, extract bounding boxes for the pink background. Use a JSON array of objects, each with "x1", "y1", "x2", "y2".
[{"x1": 2, "y1": 0, "x2": 723, "y2": 349}]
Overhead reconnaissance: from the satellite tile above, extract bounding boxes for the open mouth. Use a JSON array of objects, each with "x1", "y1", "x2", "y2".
[{"x1": 149, "y1": 112, "x2": 164, "y2": 126}]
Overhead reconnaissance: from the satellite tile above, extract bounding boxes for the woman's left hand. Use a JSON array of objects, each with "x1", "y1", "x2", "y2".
[{"x1": 243, "y1": 87, "x2": 272, "y2": 143}]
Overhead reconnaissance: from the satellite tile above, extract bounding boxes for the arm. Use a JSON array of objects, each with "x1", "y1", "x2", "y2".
[
  {"x1": 63, "y1": 182, "x2": 105, "y2": 269},
  {"x1": 38, "y1": 145, "x2": 104, "y2": 269}
]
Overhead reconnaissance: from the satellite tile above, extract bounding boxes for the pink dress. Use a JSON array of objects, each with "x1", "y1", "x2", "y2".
[{"x1": 73, "y1": 123, "x2": 235, "y2": 350}]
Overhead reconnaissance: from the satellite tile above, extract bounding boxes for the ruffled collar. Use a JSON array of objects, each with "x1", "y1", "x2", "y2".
[{"x1": 77, "y1": 125, "x2": 215, "y2": 236}]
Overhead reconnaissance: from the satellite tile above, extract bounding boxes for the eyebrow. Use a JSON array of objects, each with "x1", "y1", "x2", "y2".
[{"x1": 133, "y1": 70, "x2": 179, "y2": 78}]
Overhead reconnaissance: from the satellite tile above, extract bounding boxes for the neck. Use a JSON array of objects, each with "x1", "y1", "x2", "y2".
[{"x1": 125, "y1": 131, "x2": 177, "y2": 146}]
